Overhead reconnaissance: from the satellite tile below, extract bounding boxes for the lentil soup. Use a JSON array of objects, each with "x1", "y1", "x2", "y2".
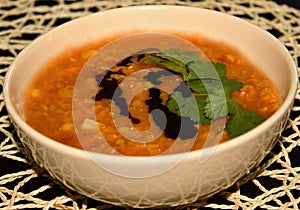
[{"x1": 24, "y1": 32, "x2": 280, "y2": 156}]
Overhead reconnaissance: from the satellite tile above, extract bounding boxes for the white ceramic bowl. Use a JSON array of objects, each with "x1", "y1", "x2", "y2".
[{"x1": 3, "y1": 5, "x2": 297, "y2": 208}]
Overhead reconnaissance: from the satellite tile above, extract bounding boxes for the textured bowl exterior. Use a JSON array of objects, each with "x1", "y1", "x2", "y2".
[
  {"x1": 4, "y1": 6, "x2": 297, "y2": 208},
  {"x1": 10, "y1": 109, "x2": 291, "y2": 207}
]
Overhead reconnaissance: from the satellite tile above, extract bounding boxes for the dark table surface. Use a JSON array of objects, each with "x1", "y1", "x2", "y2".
[
  {"x1": 0, "y1": 0, "x2": 299, "y2": 209},
  {"x1": 275, "y1": 0, "x2": 300, "y2": 9}
]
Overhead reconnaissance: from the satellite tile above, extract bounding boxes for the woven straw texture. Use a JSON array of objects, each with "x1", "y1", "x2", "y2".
[{"x1": 0, "y1": 0, "x2": 299, "y2": 209}]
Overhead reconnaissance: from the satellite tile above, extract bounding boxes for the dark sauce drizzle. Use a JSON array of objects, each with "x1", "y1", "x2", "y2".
[
  {"x1": 143, "y1": 70, "x2": 171, "y2": 85},
  {"x1": 93, "y1": 49, "x2": 197, "y2": 140},
  {"x1": 93, "y1": 70, "x2": 140, "y2": 124},
  {"x1": 146, "y1": 88, "x2": 197, "y2": 139}
]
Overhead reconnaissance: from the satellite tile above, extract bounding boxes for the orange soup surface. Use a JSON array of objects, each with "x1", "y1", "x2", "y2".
[{"x1": 24, "y1": 32, "x2": 280, "y2": 156}]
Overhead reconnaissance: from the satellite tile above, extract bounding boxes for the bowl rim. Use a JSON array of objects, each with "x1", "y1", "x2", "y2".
[{"x1": 3, "y1": 5, "x2": 298, "y2": 163}]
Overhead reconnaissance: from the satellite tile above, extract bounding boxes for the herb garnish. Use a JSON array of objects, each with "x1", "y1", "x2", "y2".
[{"x1": 141, "y1": 48, "x2": 265, "y2": 138}]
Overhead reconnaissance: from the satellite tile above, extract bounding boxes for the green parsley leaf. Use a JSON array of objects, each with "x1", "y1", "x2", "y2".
[
  {"x1": 141, "y1": 48, "x2": 199, "y2": 79},
  {"x1": 142, "y1": 48, "x2": 265, "y2": 138},
  {"x1": 141, "y1": 55, "x2": 186, "y2": 75},
  {"x1": 213, "y1": 62, "x2": 227, "y2": 78},
  {"x1": 157, "y1": 48, "x2": 199, "y2": 64},
  {"x1": 186, "y1": 61, "x2": 220, "y2": 81},
  {"x1": 167, "y1": 91, "x2": 210, "y2": 124},
  {"x1": 226, "y1": 102, "x2": 265, "y2": 138},
  {"x1": 204, "y1": 88, "x2": 228, "y2": 120},
  {"x1": 196, "y1": 97, "x2": 212, "y2": 125},
  {"x1": 187, "y1": 79, "x2": 224, "y2": 96},
  {"x1": 167, "y1": 91, "x2": 199, "y2": 122},
  {"x1": 221, "y1": 78, "x2": 243, "y2": 96},
  {"x1": 166, "y1": 92, "x2": 180, "y2": 111},
  {"x1": 186, "y1": 80, "x2": 208, "y2": 95}
]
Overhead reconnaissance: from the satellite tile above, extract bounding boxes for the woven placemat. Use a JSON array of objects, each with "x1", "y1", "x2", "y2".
[{"x1": 0, "y1": 0, "x2": 299, "y2": 209}]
